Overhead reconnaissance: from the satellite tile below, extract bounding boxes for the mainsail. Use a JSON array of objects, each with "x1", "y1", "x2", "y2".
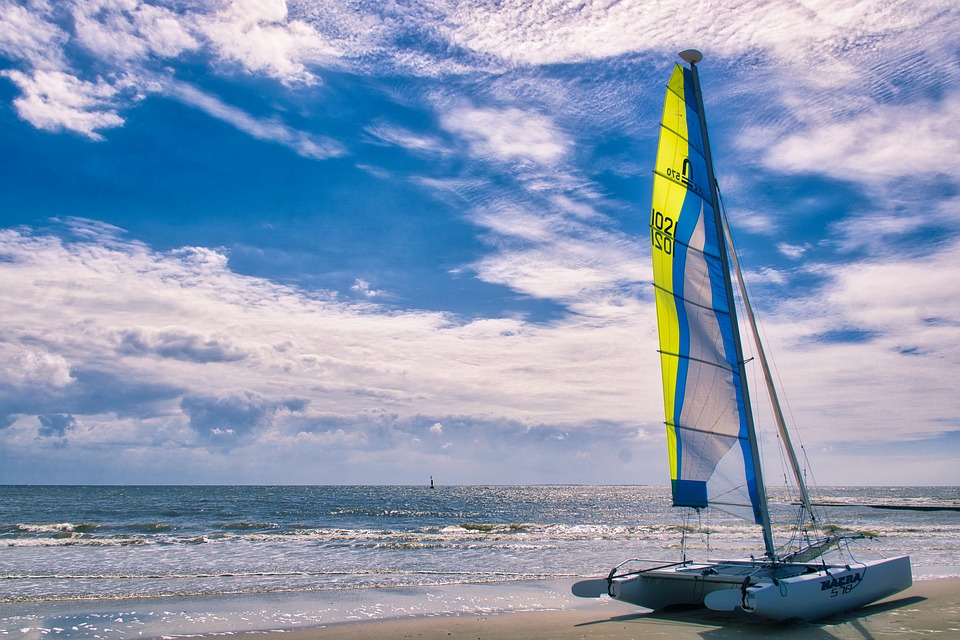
[{"x1": 649, "y1": 62, "x2": 771, "y2": 542}]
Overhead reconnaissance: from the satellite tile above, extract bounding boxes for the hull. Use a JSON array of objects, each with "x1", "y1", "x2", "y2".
[
  {"x1": 610, "y1": 562, "x2": 745, "y2": 611},
  {"x1": 607, "y1": 556, "x2": 912, "y2": 622},
  {"x1": 728, "y1": 555, "x2": 912, "y2": 621}
]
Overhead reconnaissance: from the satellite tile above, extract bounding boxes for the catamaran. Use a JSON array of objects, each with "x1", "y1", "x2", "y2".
[{"x1": 572, "y1": 50, "x2": 912, "y2": 622}]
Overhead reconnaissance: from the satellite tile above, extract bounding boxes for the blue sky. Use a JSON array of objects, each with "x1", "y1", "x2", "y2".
[{"x1": 1, "y1": 1, "x2": 958, "y2": 486}]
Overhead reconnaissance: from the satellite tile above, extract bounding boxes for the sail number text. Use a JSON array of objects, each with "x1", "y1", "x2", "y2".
[{"x1": 651, "y1": 208, "x2": 675, "y2": 255}]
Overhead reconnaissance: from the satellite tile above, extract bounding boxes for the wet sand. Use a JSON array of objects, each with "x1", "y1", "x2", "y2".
[{"x1": 233, "y1": 578, "x2": 959, "y2": 640}]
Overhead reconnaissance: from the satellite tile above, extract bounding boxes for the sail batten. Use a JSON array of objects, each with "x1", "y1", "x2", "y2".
[
  {"x1": 659, "y1": 353, "x2": 737, "y2": 374},
  {"x1": 668, "y1": 422, "x2": 748, "y2": 441},
  {"x1": 651, "y1": 285, "x2": 730, "y2": 316}
]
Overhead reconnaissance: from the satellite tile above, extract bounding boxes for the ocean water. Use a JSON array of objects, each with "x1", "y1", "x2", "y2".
[{"x1": 1, "y1": 485, "x2": 958, "y2": 637}]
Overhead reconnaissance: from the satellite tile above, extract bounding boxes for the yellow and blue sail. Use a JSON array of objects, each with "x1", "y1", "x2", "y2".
[{"x1": 650, "y1": 64, "x2": 763, "y2": 524}]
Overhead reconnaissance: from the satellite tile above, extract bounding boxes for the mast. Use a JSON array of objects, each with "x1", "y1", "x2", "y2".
[
  {"x1": 679, "y1": 49, "x2": 776, "y2": 560},
  {"x1": 722, "y1": 216, "x2": 816, "y2": 523}
]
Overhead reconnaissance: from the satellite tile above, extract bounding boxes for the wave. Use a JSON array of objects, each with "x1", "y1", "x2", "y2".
[
  {"x1": 14, "y1": 522, "x2": 100, "y2": 534},
  {"x1": 2, "y1": 519, "x2": 954, "y2": 549},
  {"x1": 217, "y1": 521, "x2": 280, "y2": 530},
  {"x1": 451, "y1": 522, "x2": 541, "y2": 534}
]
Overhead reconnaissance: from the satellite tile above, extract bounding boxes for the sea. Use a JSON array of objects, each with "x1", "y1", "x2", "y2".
[{"x1": 1, "y1": 485, "x2": 958, "y2": 638}]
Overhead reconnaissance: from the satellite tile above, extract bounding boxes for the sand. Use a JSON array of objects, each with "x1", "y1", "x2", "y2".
[{"x1": 233, "y1": 578, "x2": 959, "y2": 640}]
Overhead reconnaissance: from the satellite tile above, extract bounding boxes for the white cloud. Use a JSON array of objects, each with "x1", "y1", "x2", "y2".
[
  {"x1": 364, "y1": 122, "x2": 447, "y2": 155},
  {"x1": 438, "y1": 0, "x2": 954, "y2": 92},
  {"x1": 777, "y1": 243, "x2": 811, "y2": 260},
  {"x1": 441, "y1": 106, "x2": 568, "y2": 165},
  {"x1": 765, "y1": 92, "x2": 960, "y2": 184},
  {"x1": 0, "y1": 0, "x2": 345, "y2": 143},
  {"x1": 3, "y1": 0, "x2": 957, "y2": 177},
  {"x1": 1, "y1": 222, "x2": 958, "y2": 483},
  {"x1": 351, "y1": 278, "x2": 384, "y2": 298},
  {"x1": 8, "y1": 349, "x2": 73, "y2": 388},
  {"x1": 196, "y1": 0, "x2": 341, "y2": 84},
  {"x1": 748, "y1": 239, "x2": 960, "y2": 448},
  {"x1": 465, "y1": 196, "x2": 648, "y2": 313},
  {"x1": 167, "y1": 80, "x2": 344, "y2": 159},
  {"x1": 72, "y1": 0, "x2": 199, "y2": 62},
  {"x1": 1, "y1": 1, "x2": 958, "y2": 485},
  {"x1": 1, "y1": 69, "x2": 126, "y2": 140},
  {"x1": 0, "y1": 1, "x2": 67, "y2": 69},
  {"x1": 0, "y1": 223, "x2": 656, "y2": 435}
]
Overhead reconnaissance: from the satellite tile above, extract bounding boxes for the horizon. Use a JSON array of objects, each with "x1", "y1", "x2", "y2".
[{"x1": 1, "y1": 482, "x2": 957, "y2": 488}]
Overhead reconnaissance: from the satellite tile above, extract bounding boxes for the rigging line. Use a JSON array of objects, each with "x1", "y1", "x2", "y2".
[
  {"x1": 698, "y1": 508, "x2": 710, "y2": 553},
  {"x1": 715, "y1": 187, "x2": 808, "y2": 458},
  {"x1": 716, "y1": 185, "x2": 820, "y2": 527}
]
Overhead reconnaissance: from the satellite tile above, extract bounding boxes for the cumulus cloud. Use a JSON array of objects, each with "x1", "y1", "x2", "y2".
[
  {"x1": 0, "y1": 222, "x2": 657, "y2": 440},
  {"x1": 1, "y1": 69, "x2": 127, "y2": 140},
  {"x1": 196, "y1": 0, "x2": 341, "y2": 83},
  {"x1": 0, "y1": 1, "x2": 67, "y2": 69},
  {"x1": 743, "y1": 238, "x2": 960, "y2": 449},
  {"x1": 0, "y1": 0, "x2": 345, "y2": 143},
  {"x1": 1, "y1": 218, "x2": 958, "y2": 483},
  {"x1": 2, "y1": 0, "x2": 957, "y2": 166},
  {"x1": 117, "y1": 328, "x2": 247, "y2": 363},
  {"x1": 72, "y1": 0, "x2": 199, "y2": 62},
  {"x1": 181, "y1": 390, "x2": 307, "y2": 445},
  {"x1": 8, "y1": 350, "x2": 73, "y2": 388},
  {"x1": 777, "y1": 243, "x2": 812, "y2": 260}
]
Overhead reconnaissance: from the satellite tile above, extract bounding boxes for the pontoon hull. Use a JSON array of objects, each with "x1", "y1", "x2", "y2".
[
  {"x1": 610, "y1": 562, "x2": 741, "y2": 610},
  {"x1": 714, "y1": 555, "x2": 912, "y2": 621}
]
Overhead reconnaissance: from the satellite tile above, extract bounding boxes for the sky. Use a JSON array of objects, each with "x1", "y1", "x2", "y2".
[{"x1": 0, "y1": 0, "x2": 958, "y2": 487}]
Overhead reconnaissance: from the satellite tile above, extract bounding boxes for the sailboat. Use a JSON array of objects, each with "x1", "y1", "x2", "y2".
[{"x1": 572, "y1": 50, "x2": 912, "y2": 622}]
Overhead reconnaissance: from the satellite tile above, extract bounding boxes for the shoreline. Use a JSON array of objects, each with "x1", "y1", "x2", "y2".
[
  {"x1": 236, "y1": 577, "x2": 960, "y2": 640},
  {"x1": 5, "y1": 576, "x2": 958, "y2": 639}
]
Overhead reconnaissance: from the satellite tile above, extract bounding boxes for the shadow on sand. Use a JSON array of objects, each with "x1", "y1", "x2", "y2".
[{"x1": 575, "y1": 595, "x2": 927, "y2": 639}]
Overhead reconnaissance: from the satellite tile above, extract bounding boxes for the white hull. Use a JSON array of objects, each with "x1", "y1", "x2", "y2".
[{"x1": 605, "y1": 555, "x2": 911, "y2": 622}]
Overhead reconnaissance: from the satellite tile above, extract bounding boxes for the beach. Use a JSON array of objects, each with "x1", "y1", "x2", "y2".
[{"x1": 238, "y1": 578, "x2": 959, "y2": 640}]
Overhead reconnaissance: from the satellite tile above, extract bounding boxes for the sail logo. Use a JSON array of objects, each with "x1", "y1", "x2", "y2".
[
  {"x1": 821, "y1": 571, "x2": 862, "y2": 597},
  {"x1": 664, "y1": 158, "x2": 702, "y2": 196}
]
